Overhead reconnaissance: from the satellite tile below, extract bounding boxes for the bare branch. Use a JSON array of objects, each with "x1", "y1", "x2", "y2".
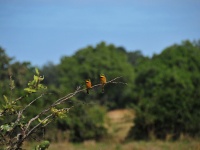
[
  {"x1": 16, "y1": 93, "x2": 45, "y2": 123},
  {"x1": 25, "y1": 76, "x2": 125, "y2": 132}
]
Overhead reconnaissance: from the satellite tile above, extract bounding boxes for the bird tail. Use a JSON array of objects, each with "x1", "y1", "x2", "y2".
[
  {"x1": 87, "y1": 89, "x2": 89, "y2": 94},
  {"x1": 102, "y1": 85, "x2": 104, "y2": 93}
]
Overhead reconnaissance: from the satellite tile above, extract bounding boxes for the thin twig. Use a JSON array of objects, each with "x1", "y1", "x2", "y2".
[
  {"x1": 14, "y1": 93, "x2": 46, "y2": 127},
  {"x1": 22, "y1": 106, "x2": 73, "y2": 145}
]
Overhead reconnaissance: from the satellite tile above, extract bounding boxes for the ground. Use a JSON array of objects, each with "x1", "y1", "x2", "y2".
[
  {"x1": 105, "y1": 109, "x2": 135, "y2": 142},
  {"x1": 22, "y1": 109, "x2": 200, "y2": 150}
]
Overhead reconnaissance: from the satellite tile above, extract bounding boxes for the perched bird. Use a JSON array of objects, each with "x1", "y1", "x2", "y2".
[
  {"x1": 100, "y1": 74, "x2": 106, "y2": 93},
  {"x1": 85, "y1": 79, "x2": 92, "y2": 94}
]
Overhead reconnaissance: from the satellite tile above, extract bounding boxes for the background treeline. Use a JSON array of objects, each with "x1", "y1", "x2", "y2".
[{"x1": 0, "y1": 40, "x2": 200, "y2": 142}]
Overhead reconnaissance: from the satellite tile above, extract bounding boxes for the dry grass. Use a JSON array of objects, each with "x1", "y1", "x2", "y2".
[
  {"x1": 22, "y1": 109, "x2": 200, "y2": 150},
  {"x1": 23, "y1": 140, "x2": 200, "y2": 150}
]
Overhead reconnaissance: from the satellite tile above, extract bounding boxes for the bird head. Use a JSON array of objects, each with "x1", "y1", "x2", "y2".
[
  {"x1": 100, "y1": 74, "x2": 105, "y2": 78},
  {"x1": 85, "y1": 79, "x2": 91, "y2": 83}
]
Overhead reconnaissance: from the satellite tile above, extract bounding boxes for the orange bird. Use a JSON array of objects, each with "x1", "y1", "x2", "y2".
[
  {"x1": 100, "y1": 74, "x2": 106, "y2": 93},
  {"x1": 85, "y1": 79, "x2": 92, "y2": 94}
]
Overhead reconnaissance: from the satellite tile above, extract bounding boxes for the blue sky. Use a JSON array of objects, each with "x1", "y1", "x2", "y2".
[{"x1": 0, "y1": 0, "x2": 200, "y2": 66}]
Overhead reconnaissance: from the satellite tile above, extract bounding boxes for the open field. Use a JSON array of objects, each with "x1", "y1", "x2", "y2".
[{"x1": 23, "y1": 140, "x2": 200, "y2": 150}]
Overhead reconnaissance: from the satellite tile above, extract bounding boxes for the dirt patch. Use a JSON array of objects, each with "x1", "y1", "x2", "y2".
[{"x1": 105, "y1": 109, "x2": 135, "y2": 142}]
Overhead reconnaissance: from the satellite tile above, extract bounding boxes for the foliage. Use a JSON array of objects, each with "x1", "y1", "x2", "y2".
[
  {"x1": 34, "y1": 140, "x2": 50, "y2": 150},
  {"x1": 1, "y1": 39, "x2": 200, "y2": 146},
  {"x1": 0, "y1": 68, "x2": 49, "y2": 149},
  {"x1": 57, "y1": 42, "x2": 135, "y2": 109},
  {"x1": 127, "y1": 40, "x2": 200, "y2": 140},
  {"x1": 57, "y1": 105, "x2": 107, "y2": 142},
  {"x1": 0, "y1": 47, "x2": 125, "y2": 149}
]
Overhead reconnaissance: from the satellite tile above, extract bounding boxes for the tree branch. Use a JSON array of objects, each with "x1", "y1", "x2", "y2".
[{"x1": 5, "y1": 76, "x2": 126, "y2": 149}]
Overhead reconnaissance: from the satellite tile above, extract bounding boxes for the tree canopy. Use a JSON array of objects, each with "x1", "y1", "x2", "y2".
[
  {"x1": 127, "y1": 40, "x2": 200, "y2": 140},
  {"x1": 1, "y1": 40, "x2": 200, "y2": 143}
]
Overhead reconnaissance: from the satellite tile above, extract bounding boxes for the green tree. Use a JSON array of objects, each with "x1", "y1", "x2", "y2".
[
  {"x1": 127, "y1": 40, "x2": 200, "y2": 140},
  {"x1": 127, "y1": 50, "x2": 147, "y2": 66},
  {"x1": 0, "y1": 47, "x2": 125, "y2": 149},
  {"x1": 57, "y1": 42, "x2": 134, "y2": 109}
]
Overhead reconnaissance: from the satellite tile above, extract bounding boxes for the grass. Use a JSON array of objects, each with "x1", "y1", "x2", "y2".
[
  {"x1": 21, "y1": 109, "x2": 200, "y2": 150},
  {"x1": 23, "y1": 140, "x2": 200, "y2": 150}
]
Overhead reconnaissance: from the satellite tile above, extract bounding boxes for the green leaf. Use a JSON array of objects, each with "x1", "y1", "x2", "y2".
[
  {"x1": 34, "y1": 75, "x2": 39, "y2": 82},
  {"x1": 38, "y1": 84, "x2": 47, "y2": 89},
  {"x1": 38, "y1": 118, "x2": 49, "y2": 125},
  {"x1": 35, "y1": 140, "x2": 50, "y2": 150},
  {"x1": 35, "y1": 68, "x2": 40, "y2": 76},
  {"x1": 57, "y1": 111, "x2": 67, "y2": 119},
  {"x1": 24, "y1": 88, "x2": 37, "y2": 93},
  {"x1": 10, "y1": 79, "x2": 15, "y2": 89},
  {"x1": 28, "y1": 80, "x2": 35, "y2": 86},
  {"x1": 12, "y1": 105, "x2": 22, "y2": 110},
  {"x1": 3, "y1": 104, "x2": 12, "y2": 109},
  {"x1": 0, "y1": 124, "x2": 13, "y2": 132},
  {"x1": 3, "y1": 95, "x2": 9, "y2": 103}
]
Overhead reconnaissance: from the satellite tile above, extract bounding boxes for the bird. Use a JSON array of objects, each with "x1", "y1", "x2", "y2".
[
  {"x1": 85, "y1": 79, "x2": 92, "y2": 94},
  {"x1": 100, "y1": 74, "x2": 106, "y2": 93}
]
